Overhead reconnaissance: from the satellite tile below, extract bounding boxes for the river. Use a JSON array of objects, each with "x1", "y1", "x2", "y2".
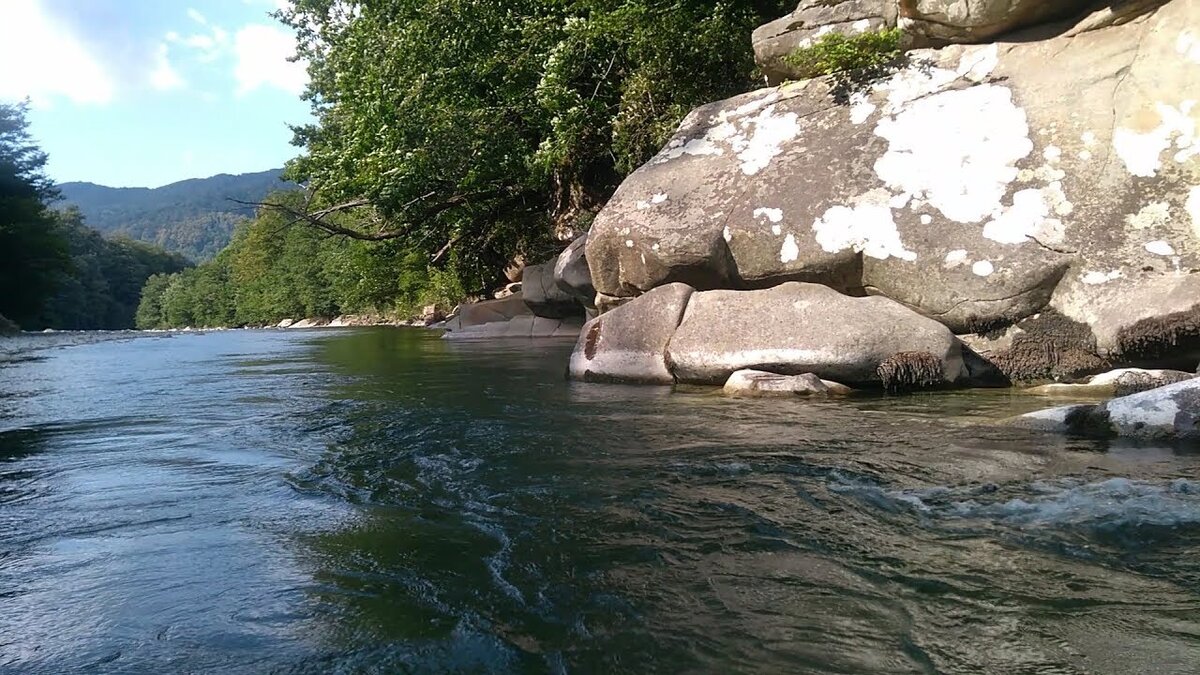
[{"x1": 1, "y1": 328, "x2": 1199, "y2": 673}]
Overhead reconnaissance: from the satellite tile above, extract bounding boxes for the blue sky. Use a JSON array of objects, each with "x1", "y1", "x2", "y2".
[{"x1": 0, "y1": 0, "x2": 313, "y2": 187}]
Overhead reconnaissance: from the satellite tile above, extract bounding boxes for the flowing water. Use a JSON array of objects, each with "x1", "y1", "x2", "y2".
[{"x1": 2, "y1": 328, "x2": 1200, "y2": 674}]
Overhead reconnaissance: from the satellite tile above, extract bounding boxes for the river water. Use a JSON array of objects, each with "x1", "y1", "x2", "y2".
[{"x1": 2, "y1": 328, "x2": 1200, "y2": 674}]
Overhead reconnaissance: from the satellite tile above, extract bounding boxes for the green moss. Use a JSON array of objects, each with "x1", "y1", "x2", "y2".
[{"x1": 782, "y1": 28, "x2": 903, "y2": 80}]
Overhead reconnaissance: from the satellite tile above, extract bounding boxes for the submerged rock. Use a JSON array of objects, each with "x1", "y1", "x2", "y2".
[
  {"x1": 587, "y1": 0, "x2": 1200, "y2": 381},
  {"x1": 1027, "y1": 368, "x2": 1196, "y2": 397},
  {"x1": 723, "y1": 369, "x2": 853, "y2": 396},
  {"x1": 1014, "y1": 377, "x2": 1200, "y2": 441}
]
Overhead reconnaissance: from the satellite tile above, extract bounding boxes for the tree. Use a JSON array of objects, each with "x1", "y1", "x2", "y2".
[
  {"x1": 271, "y1": 0, "x2": 792, "y2": 293},
  {"x1": 0, "y1": 100, "x2": 69, "y2": 324}
]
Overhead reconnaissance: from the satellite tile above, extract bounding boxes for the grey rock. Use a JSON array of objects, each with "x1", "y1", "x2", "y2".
[
  {"x1": 1026, "y1": 368, "x2": 1196, "y2": 397},
  {"x1": 589, "y1": 0, "x2": 1200, "y2": 381},
  {"x1": 900, "y1": 0, "x2": 1094, "y2": 44},
  {"x1": 753, "y1": 0, "x2": 896, "y2": 85},
  {"x1": 442, "y1": 293, "x2": 532, "y2": 334},
  {"x1": 666, "y1": 282, "x2": 968, "y2": 387},
  {"x1": 522, "y1": 263, "x2": 582, "y2": 319},
  {"x1": 1014, "y1": 376, "x2": 1200, "y2": 441},
  {"x1": 723, "y1": 369, "x2": 854, "y2": 396},
  {"x1": 553, "y1": 235, "x2": 595, "y2": 305},
  {"x1": 0, "y1": 313, "x2": 19, "y2": 335},
  {"x1": 568, "y1": 283, "x2": 694, "y2": 384}
]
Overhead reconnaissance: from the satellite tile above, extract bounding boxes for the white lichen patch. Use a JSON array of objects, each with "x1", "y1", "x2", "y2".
[
  {"x1": 1081, "y1": 131, "x2": 1097, "y2": 146},
  {"x1": 811, "y1": 189, "x2": 917, "y2": 262},
  {"x1": 852, "y1": 19, "x2": 871, "y2": 32},
  {"x1": 753, "y1": 207, "x2": 783, "y2": 223},
  {"x1": 771, "y1": 225, "x2": 782, "y2": 236},
  {"x1": 1125, "y1": 202, "x2": 1172, "y2": 230},
  {"x1": 780, "y1": 234, "x2": 800, "y2": 263},
  {"x1": 733, "y1": 106, "x2": 800, "y2": 175},
  {"x1": 920, "y1": 214, "x2": 933, "y2": 225},
  {"x1": 1042, "y1": 146, "x2": 1062, "y2": 162},
  {"x1": 1112, "y1": 100, "x2": 1198, "y2": 177},
  {"x1": 722, "y1": 226, "x2": 732, "y2": 243},
  {"x1": 1179, "y1": 30, "x2": 1200, "y2": 64},
  {"x1": 982, "y1": 187, "x2": 1066, "y2": 245},
  {"x1": 1079, "y1": 150, "x2": 1092, "y2": 161},
  {"x1": 874, "y1": 85, "x2": 1032, "y2": 224},
  {"x1": 1081, "y1": 270, "x2": 1123, "y2": 285},
  {"x1": 1145, "y1": 240, "x2": 1176, "y2": 256},
  {"x1": 849, "y1": 91, "x2": 876, "y2": 125},
  {"x1": 944, "y1": 249, "x2": 969, "y2": 268},
  {"x1": 625, "y1": 239, "x2": 634, "y2": 248},
  {"x1": 635, "y1": 192, "x2": 669, "y2": 210},
  {"x1": 972, "y1": 260, "x2": 995, "y2": 277}
]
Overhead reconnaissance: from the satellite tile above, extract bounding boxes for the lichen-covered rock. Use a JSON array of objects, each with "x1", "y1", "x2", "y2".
[
  {"x1": 723, "y1": 369, "x2": 853, "y2": 396},
  {"x1": 665, "y1": 282, "x2": 968, "y2": 386},
  {"x1": 589, "y1": 0, "x2": 1200, "y2": 380},
  {"x1": 568, "y1": 283, "x2": 694, "y2": 384},
  {"x1": 521, "y1": 263, "x2": 581, "y2": 319},
  {"x1": 1014, "y1": 376, "x2": 1200, "y2": 441},
  {"x1": 753, "y1": 0, "x2": 897, "y2": 85},
  {"x1": 898, "y1": 0, "x2": 1093, "y2": 44},
  {"x1": 553, "y1": 235, "x2": 595, "y2": 306}
]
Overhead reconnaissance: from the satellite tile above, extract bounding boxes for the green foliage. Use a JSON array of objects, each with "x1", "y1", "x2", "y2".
[
  {"x1": 135, "y1": 192, "x2": 469, "y2": 328},
  {"x1": 57, "y1": 170, "x2": 293, "y2": 260},
  {"x1": 278, "y1": 0, "x2": 792, "y2": 292},
  {"x1": 782, "y1": 27, "x2": 903, "y2": 80},
  {"x1": 30, "y1": 208, "x2": 191, "y2": 330},
  {"x1": 0, "y1": 100, "x2": 70, "y2": 325}
]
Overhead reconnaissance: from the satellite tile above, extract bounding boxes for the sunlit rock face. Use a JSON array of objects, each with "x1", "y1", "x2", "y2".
[
  {"x1": 1015, "y1": 376, "x2": 1200, "y2": 441},
  {"x1": 587, "y1": 0, "x2": 1200, "y2": 380}
]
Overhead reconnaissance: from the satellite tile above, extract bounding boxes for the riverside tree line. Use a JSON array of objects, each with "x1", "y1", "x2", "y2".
[{"x1": 5, "y1": 1, "x2": 796, "y2": 330}]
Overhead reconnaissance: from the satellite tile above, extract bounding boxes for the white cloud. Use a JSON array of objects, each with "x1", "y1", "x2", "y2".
[
  {"x1": 149, "y1": 44, "x2": 185, "y2": 91},
  {"x1": 233, "y1": 24, "x2": 306, "y2": 96},
  {"x1": 0, "y1": 0, "x2": 115, "y2": 105},
  {"x1": 187, "y1": 8, "x2": 208, "y2": 26}
]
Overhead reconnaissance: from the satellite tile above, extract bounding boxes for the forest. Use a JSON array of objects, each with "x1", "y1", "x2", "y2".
[{"x1": 4, "y1": 1, "x2": 794, "y2": 331}]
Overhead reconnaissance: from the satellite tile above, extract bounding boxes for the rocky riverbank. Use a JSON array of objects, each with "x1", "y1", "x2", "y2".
[{"x1": 436, "y1": 0, "x2": 1200, "y2": 438}]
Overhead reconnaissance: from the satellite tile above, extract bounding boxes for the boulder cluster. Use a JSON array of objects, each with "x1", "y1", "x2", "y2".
[{"x1": 441, "y1": 0, "x2": 1200, "y2": 436}]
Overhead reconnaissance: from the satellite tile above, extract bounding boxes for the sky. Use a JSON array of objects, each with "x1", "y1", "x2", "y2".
[{"x1": 0, "y1": 0, "x2": 313, "y2": 188}]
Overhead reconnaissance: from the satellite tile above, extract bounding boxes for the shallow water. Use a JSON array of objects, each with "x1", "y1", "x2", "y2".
[{"x1": 2, "y1": 328, "x2": 1199, "y2": 674}]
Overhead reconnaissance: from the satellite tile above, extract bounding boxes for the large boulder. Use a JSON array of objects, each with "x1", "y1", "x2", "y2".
[
  {"x1": 1013, "y1": 376, "x2": 1200, "y2": 441},
  {"x1": 442, "y1": 293, "x2": 531, "y2": 332},
  {"x1": 587, "y1": 0, "x2": 1200, "y2": 382},
  {"x1": 665, "y1": 282, "x2": 970, "y2": 386},
  {"x1": 898, "y1": 0, "x2": 1095, "y2": 44},
  {"x1": 521, "y1": 263, "x2": 581, "y2": 318},
  {"x1": 753, "y1": 1, "x2": 1101, "y2": 84},
  {"x1": 568, "y1": 283, "x2": 694, "y2": 384},
  {"x1": 753, "y1": 1, "x2": 897, "y2": 85},
  {"x1": 553, "y1": 234, "x2": 595, "y2": 305}
]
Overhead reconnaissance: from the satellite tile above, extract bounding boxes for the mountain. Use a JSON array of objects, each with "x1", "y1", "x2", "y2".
[{"x1": 56, "y1": 169, "x2": 295, "y2": 261}]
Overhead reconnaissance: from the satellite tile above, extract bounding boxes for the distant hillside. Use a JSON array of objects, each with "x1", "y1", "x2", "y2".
[{"x1": 57, "y1": 169, "x2": 296, "y2": 260}]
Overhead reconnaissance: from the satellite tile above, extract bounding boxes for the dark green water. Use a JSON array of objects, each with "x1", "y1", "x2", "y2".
[{"x1": 3, "y1": 328, "x2": 1200, "y2": 674}]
